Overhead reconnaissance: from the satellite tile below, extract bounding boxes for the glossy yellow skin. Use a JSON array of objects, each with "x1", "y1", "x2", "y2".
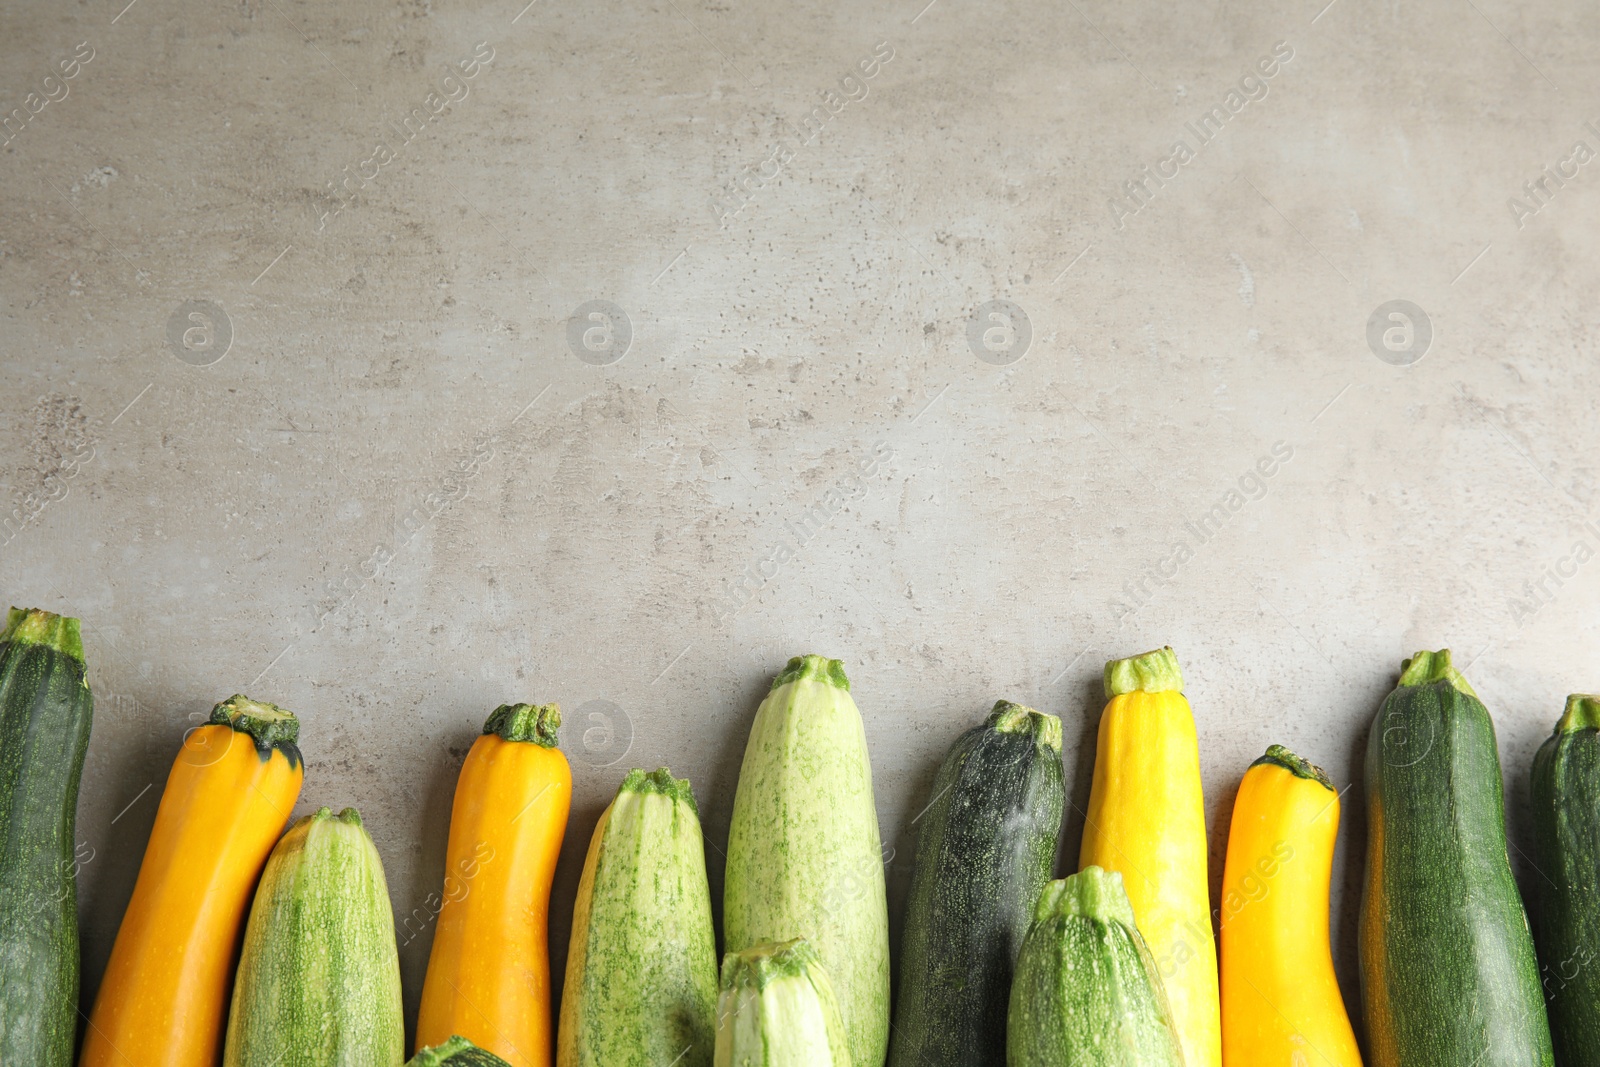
[
  {"x1": 1221, "y1": 759, "x2": 1361, "y2": 1067},
  {"x1": 81, "y1": 723, "x2": 303, "y2": 1067},
  {"x1": 1080, "y1": 687, "x2": 1220, "y2": 1067},
  {"x1": 415, "y1": 732, "x2": 572, "y2": 1066}
]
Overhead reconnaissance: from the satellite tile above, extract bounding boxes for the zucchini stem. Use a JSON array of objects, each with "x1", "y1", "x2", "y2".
[
  {"x1": 483, "y1": 702, "x2": 561, "y2": 747},
  {"x1": 1397, "y1": 649, "x2": 1478, "y2": 698},
  {"x1": 1104, "y1": 646, "x2": 1184, "y2": 699}
]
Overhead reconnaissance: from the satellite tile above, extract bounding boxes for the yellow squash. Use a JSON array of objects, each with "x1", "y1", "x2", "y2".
[
  {"x1": 415, "y1": 703, "x2": 572, "y2": 1066},
  {"x1": 1079, "y1": 647, "x2": 1220, "y2": 1067},
  {"x1": 80, "y1": 696, "x2": 304, "y2": 1067},
  {"x1": 1220, "y1": 745, "x2": 1360, "y2": 1067}
]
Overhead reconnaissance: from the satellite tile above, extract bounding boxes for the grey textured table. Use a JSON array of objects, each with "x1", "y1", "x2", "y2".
[{"x1": 3, "y1": 0, "x2": 1597, "y2": 1045}]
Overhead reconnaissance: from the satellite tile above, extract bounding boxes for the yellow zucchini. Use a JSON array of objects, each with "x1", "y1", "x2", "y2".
[{"x1": 1079, "y1": 646, "x2": 1219, "y2": 1067}]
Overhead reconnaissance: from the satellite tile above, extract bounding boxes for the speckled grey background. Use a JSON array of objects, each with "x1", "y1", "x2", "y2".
[{"x1": 3, "y1": 0, "x2": 1598, "y2": 1048}]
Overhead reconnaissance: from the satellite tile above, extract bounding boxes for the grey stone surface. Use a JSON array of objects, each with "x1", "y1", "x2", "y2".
[{"x1": 3, "y1": 0, "x2": 1598, "y2": 1046}]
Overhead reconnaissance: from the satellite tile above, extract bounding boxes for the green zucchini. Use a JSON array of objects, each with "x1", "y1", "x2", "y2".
[
  {"x1": 724, "y1": 654, "x2": 889, "y2": 1067},
  {"x1": 223, "y1": 806, "x2": 404, "y2": 1067},
  {"x1": 558, "y1": 767, "x2": 718, "y2": 1067},
  {"x1": 1359, "y1": 650, "x2": 1553, "y2": 1067},
  {"x1": 0, "y1": 608, "x2": 92, "y2": 1067},
  {"x1": 407, "y1": 1036, "x2": 511, "y2": 1066},
  {"x1": 889, "y1": 700, "x2": 1063, "y2": 1067},
  {"x1": 1006, "y1": 866, "x2": 1184, "y2": 1067},
  {"x1": 713, "y1": 938, "x2": 851, "y2": 1067},
  {"x1": 1530, "y1": 694, "x2": 1600, "y2": 1064}
]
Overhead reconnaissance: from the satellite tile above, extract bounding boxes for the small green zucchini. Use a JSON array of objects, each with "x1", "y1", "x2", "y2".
[
  {"x1": 1007, "y1": 866, "x2": 1184, "y2": 1067},
  {"x1": 713, "y1": 939, "x2": 851, "y2": 1067}
]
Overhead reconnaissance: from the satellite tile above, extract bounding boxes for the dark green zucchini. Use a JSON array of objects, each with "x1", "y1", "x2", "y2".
[
  {"x1": 0, "y1": 608, "x2": 93, "y2": 1067},
  {"x1": 1359, "y1": 649, "x2": 1552, "y2": 1067},
  {"x1": 1530, "y1": 694, "x2": 1600, "y2": 1065},
  {"x1": 407, "y1": 1035, "x2": 511, "y2": 1066},
  {"x1": 887, "y1": 700, "x2": 1064, "y2": 1067}
]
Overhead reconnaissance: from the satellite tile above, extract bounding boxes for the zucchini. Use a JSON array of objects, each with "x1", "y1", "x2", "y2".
[
  {"x1": 724, "y1": 654, "x2": 889, "y2": 1067},
  {"x1": 889, "y1": 700, "x2": 1063, "y2": 1067},
  {"x1": 82, "y1": 695, "x2": 305, "y2": 1067},
  {"x1": 1007, "y1": 866, "x2": 1184, "y2": 1067},
  {"x1": 223, "y1": 806, "x2": 404, "y2": 1067},
  {"x1": 1078, "y1": 647, "x2": 1217, "y2": 1067},
  {"x1": 1530, "y1": 694, "x2": 1600, "y2": 1064},
  {"x1": 557, "y1": 767, "x2": 717, "y2": 1067},
  {"x1": 417, "y1": 702, "x2": 571, "y2": 1064},
  {"x1": 1219, "y1": 745, "x2": 1360, "y2": 1067},
  {"x1": 408, "y1": 1036, "x2": 512, "y2": 1066},
  {"x1": 1359, "y1": 650, "x2": 1553, "y2": 1067},
  {"x1": 713, "y1": 939, "x2": 851, "y2": 1067},
  {"x1": 0, "y1": 607, "x2": 93, "y2": 1067}
]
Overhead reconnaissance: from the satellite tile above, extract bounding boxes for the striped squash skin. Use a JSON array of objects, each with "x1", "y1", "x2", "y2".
[
  {"x1": 0, "y1": 608, "x2": 93, "y2": 1067},
  {"x1": 558, "y1": 768, "x2": 717, "y2": 1067},
  {"x1": 724, "y1": 655, "x2": 889, "y2": 1067},
  {"x1": 1008, "y1": 867, "x2": 1185, "y2": 1067},
  {"x1": 1359, "y1": 651, "x2": 1552, "y2": 1067},
  {"x1": 713, "y1": 939, "x2": 851, "y2": 1067},
  {"x1": 223, "y1": 806, "x2": 404, "y2": 1067}
]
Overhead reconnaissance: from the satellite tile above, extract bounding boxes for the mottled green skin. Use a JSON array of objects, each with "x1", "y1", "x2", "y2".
[
  {"x1": 724, "y1": 655, "x2": 889, "y2": 1067},
  {"x1": 1007, "y1": 868, "x2": 1184, "y2": 1067},
  {"x1": 560, "y1": 769, "x2": 717, "y2": 1067},
  {"x1": 714, "y1": 939, "x2": 852, "y2": 1067},
  {"x1": 224, "y1": 807, "x2": 404, "y2": 1067},
  {"x1": 407, "y1": 1036, "x2": 512, "y2": 1067},
  {"x1": 889, "y1": 701, "x2": 1064, "y2": 1067},
  {"x1": 1359, "y1": 654, "x2": 1553, "y2": 1067},
  {"x1": 1530, "y1": 695, "x2": 1600, "y2": 1065},
  {"x1": 0, "y1": 608, "x2": 91, "y2": 1067}
]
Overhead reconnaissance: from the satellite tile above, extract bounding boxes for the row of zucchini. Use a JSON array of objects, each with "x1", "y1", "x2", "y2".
[{"x1": 0, "y1": 607, "x2": 1595, "y2": 1066}]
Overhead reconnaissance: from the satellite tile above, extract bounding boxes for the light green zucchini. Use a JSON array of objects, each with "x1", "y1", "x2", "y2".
[
  {"x1": 724, "y1": 654, "x2": 889, "y2": 1067},
  {"x1": 223, "y1": 806, "x2": 404, "y2": 1067},
  {"x1": 713, "y1": 939, "x2": 851, "y2": 1067},
  {"x1": 558, "y1": 767, "x2": 717, "y2": 1067}
]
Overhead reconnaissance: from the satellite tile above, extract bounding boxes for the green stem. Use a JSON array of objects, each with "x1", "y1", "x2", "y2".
[
  {"x1": 618, "y1": 766, "x2": 698, "y2": 815},
  {"x1": 0, "y1": 606, "x2": 83, "y2": 663},
  {"x1": 483, "y1": 703, "x2": 561, "y2": 747},
  {"x1": 1104, "y1": 646, "x2": 1183, "y2": 699},
  {"x1": 720, "y1": 937, "x2": 822, "y2": 991},
  {"x1": 771, "y1": 654, "x2": 850, "y2": 691},
  {"x1": 1557, "y1": 694, "x2": 1600, "y2": 734},
  {"x1": 210, "y1": 694, "x2": 300, "y2": 747},
  {"x1": 1251, "y1": 744, "x2": 1334, "y2": 791},
  {"x1": 988, "y1": 700, "x2": 1063, "y2": 753},
  {"x1": 1033, "y1": 866, "x2": 1137, "y2": 929},
  {"x1": 1397, "y1": 649, "x2": 1478, "y2": 698}
]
